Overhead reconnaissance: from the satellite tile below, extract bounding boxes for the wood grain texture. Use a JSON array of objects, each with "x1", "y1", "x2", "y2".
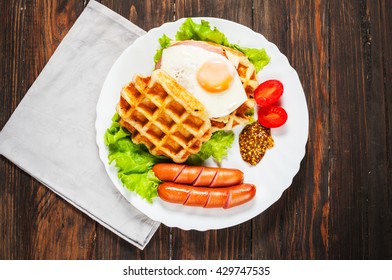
[
  {"x1": 365, "y1": 0, "x2": 392, "y2": 259},
  {"x1": 329, "y1": 0, "x2": 391, "y2": 259},
  {"x1": 380, "y1": 0, "x2": 392, "y2": 259},
  {"x1": 1, "y1": 0, "x2": 391, "y2": 260},
  {"x1": 332, "y1": 0, "x2": 391, "y2": 259},
  {"x1": 176, "y1": 0, "x2": 253, "y2": 28},
  {"x1": 252, "y1": 0, "x2": 330, "y2": 259},
  {"x1": 100, "y1": 0, "x2": 173, "y2": 30}
]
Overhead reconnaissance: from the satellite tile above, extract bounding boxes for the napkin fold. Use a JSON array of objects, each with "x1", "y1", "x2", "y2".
[{"x1": 0, "y1": 0, "x2": 160, "y2": 250}]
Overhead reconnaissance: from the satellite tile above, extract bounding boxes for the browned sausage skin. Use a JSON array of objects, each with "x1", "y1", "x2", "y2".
[
  {"x1": 157, "y1": 182, "x2": 256, "y2": 209},
  {"x1": 152, "y1": 163, "x2": 244, "y2": 187}
]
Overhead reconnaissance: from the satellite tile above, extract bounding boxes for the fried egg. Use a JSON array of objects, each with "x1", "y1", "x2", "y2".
[{"x1": 159, "y1": 44, "x2": 248, "y2": 118}]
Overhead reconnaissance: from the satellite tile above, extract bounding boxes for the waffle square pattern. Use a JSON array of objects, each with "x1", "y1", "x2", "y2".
[{"x1": 117, "y1": 69, "x2": 212, "y2": 163}]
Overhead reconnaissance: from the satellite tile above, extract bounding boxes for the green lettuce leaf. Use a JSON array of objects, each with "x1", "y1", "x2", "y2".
[
  {"x1": 153, "y1": 18, "x2": 270, "y2": 72},
  {"x1": 104, "y1": 113, "x2": 168, "y2": 203},
  {"x1": 153, "y1": 34, "x2": 172, "y2": 63},
  {"x1": 231, "y1": 44, "x2": 271, "y2": 72},
  {"x1": 186, "y1": 130, "x2": 235, "y2": 165},
  {"x1": 175, "y1": 18, "x2": 230, "y2": 45}
]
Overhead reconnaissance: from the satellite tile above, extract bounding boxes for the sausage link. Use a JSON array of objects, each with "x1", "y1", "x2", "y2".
[
  {"x1": 152, "y1": 163, "x2": 244, "y2": 187},
  {"x1": 157, "y1": 182, "x2": 256, "y2": 209}
]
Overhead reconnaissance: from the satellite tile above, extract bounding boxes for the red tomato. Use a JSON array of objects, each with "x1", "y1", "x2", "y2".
[
  {"x1": 254, "y1": 80, "x2": 284, "y2": 107},
  {"x1": 258, "y1": 105, "x2": 288, "y2": 128}
]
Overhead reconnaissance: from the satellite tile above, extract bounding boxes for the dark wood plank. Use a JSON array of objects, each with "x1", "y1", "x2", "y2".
[
  {"x1": 329, "y1": 0, "x2": 366, "y2": 258},
  {"x1": 0, "y1": 162, "x2": 37, "y2": 259},
  {"x1": 101, "y1": 0, "x2": 174, "y2": 30},
  {"x1": 170, "y1": 224, "x2": 253, "y2": 260},
  {"x1": 252, "y1": 0, "x2": 330, "y2": 259},
  {"x1": 175, "y1": 0, "x2": 253, "y2": 28},
  {"x1": 382, "y1": 1, "x2": 392, "y2": 259},
  {"x1": 0, "y1": 0, "x2": 20, "y2": 260},
  {"x1": 360, "y1": 0, "x2": 392, "y2": 259},
  {"x1": 31, "y1": 185, "x2": 98, "y2": 259},
  {"x1": 329, "y1": 0, "x2": 392, "y2": 259}
]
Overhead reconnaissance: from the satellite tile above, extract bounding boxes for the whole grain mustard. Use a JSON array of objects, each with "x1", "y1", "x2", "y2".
[{"x1": 239, "y1": 121, "x2": 274, "y2": 165}]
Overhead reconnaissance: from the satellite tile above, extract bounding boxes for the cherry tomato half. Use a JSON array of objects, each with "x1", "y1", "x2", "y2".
[
  {"x1": 254, "y1": 79, "x2": 284, "y2": 107},
  {"x1": 258, "y1": 105, "x2": 288, "y2": 128}
]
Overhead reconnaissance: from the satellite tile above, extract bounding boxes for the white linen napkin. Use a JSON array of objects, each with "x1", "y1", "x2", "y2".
[{"x1": 0, "y1": 0, "x2": 160, "y2": 250}]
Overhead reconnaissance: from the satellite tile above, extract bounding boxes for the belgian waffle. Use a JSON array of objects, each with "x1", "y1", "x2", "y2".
[
  {"x1": 210, "y1": 46, "x2": 258, "y2": 132},
  {"x1": 116, "y1": 69, "x2": 212, "y2": 163}
]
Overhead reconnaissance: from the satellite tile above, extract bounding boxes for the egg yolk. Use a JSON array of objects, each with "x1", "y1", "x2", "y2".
[{"x1": 196, "y1": 59, "x2": 234, "y2": 93}]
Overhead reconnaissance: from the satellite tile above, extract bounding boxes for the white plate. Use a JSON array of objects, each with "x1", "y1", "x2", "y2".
[{"x1": 95, "y1": 17, "x2": 308, "y2": 230}]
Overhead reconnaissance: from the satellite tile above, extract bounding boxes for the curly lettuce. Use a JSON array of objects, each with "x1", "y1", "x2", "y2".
[
  {"x1": 153, "y1": 34, "x2": 172, "y2": 64},
  {"x1": 176, "y1": 18, "x2": 231, "y2": 45}
]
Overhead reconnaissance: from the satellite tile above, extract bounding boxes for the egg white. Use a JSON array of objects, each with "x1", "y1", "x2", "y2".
[{"x1": 160, "y1": 45, "x2": 248, "y2": 118}]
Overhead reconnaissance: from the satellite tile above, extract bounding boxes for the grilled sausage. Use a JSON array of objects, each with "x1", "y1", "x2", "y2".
[
  {"x1": 152, "y1": 163, "x2": 244, "y2": 187},
  {"x1": 157, "y1": 182, "x2": 256, "y2": 209}
]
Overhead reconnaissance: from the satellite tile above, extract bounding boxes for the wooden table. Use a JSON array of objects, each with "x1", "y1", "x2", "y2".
[{"x1": 1, "y1": 0, "x2": 391, "y2": 260}]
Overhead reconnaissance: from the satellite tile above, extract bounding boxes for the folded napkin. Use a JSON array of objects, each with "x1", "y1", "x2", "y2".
[{"x1": 0, "y1": 0, "x2": 160, "y2": 250}]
